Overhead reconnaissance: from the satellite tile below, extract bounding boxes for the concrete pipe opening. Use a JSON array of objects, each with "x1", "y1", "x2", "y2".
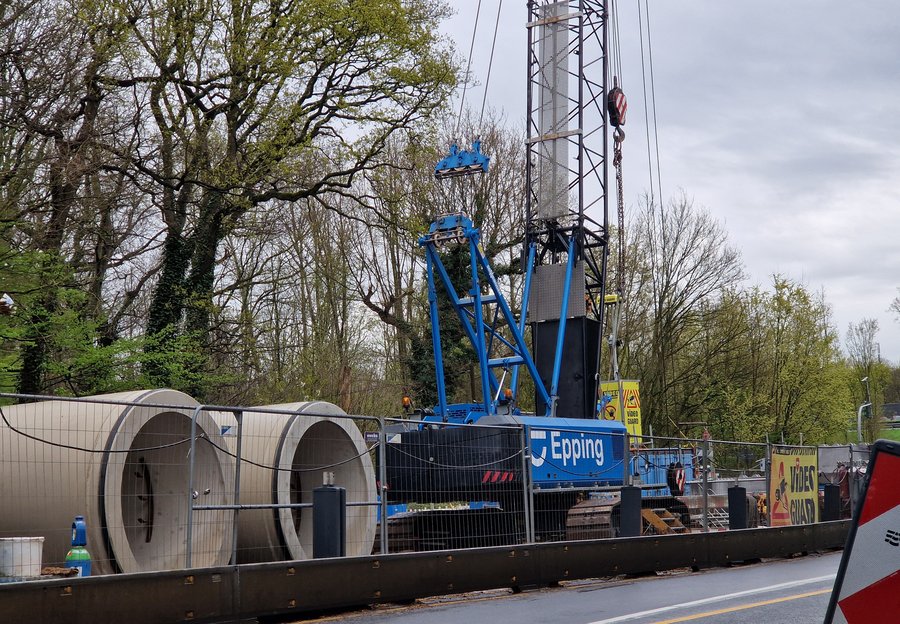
[
  {"x1": 0, "y1": 390, "x2": 234, "y2": 574},
  {"x1": 217, "y1": 402, "x2": 376, "y2": 563},
  {"x1": 107, "y1": 404, "x2": 233, "y2": 572}
]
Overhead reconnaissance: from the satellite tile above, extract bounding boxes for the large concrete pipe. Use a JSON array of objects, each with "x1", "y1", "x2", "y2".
[
  {"x1": 214, "y1": 402, "x2": 376, "y2": 563},
  {"x1": 0, "y1": 390, "x2": 234, "y2": 574}
]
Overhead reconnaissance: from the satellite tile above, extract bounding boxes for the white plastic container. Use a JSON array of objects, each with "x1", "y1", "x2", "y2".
[{"x1": 0, "y1": 537, "x2": 44, "y2": 578}]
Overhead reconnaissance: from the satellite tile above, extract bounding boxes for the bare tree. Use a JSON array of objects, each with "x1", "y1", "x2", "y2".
[
  {"x1": 0, "y1": 0, "x2": 150, "y2": 394},
  {"x1": 846, "y1": 318, "x2": 888, "y2": 438},
  {"x1": 352, "y1": 113, "x2": 528, "y2": 408},
  {"x1": 620, "y1": 193, "x2": 744, "y2": 435},
  {"x1": 846, "y1": 318, "x2": 881, "y2": 377}
]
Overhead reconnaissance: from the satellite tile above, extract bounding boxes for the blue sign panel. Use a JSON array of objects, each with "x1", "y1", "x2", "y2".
[{"x1": 523, "y1": 417, "x2": 627, "y2": 487}]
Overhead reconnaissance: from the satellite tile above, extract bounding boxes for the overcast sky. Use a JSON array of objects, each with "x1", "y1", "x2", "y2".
[{"x1": 441, "y1": 1, "x2": 900, "y2": 365}]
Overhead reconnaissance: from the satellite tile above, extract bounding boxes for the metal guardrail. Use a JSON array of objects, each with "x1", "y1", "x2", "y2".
[{"x1": 0, "y1": 521, "x2": 849, "y2": 624}]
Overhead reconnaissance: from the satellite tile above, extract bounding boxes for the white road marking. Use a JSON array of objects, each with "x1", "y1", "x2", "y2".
[{"x1": 586, "y1": 574, "x2": 836, "y2": 624}]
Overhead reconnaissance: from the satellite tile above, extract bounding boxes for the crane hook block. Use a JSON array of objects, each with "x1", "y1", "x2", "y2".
[
  {"x1": 434, "y1": 140, "x2": 490, "y2": 179},
  {"x1": 608, "y1": 86, "x2": 627, "y2": 128}
]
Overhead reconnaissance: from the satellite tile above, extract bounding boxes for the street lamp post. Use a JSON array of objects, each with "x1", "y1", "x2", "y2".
[
  {"x1": 858, "y1": 376, "x2": 873, "y2": 443},
  {"x1": 857, "y1": 402, "x2": 872, "y2": 443}
]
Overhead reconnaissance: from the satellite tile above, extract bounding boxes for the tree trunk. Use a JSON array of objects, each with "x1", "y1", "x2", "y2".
[
  {"x1": 339, "y1": 364, "x2": 352, "y2": 412},
  {"x1": 185, "y1": 198, "x2": 225, "y2": 337}
]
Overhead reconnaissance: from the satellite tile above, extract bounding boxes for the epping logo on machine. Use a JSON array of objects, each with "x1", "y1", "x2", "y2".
[{"x1": 529, "y1": 429, "x2": 605, "y2": 468}]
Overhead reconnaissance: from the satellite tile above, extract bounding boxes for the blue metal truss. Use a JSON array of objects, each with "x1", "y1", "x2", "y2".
[{"x1": 419, "y1": 213, "x2": 552, "y2": 422}]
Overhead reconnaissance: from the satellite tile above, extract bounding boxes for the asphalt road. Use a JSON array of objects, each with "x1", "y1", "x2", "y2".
[{"x1": 293, "y1": 551, "x2": 841, "y2": 624}]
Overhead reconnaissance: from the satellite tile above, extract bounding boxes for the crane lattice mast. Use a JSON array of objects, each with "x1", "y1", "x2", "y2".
[{"x1": 522, "y1": 1, "x2": 610, "y2": 418}]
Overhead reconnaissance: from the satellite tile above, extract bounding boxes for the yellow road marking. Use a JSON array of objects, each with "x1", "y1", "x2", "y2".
[{"x1": 651, "y1": 588, "x2": 831, "y2": 623}]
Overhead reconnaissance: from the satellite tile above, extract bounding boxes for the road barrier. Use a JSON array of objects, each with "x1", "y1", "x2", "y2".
[{"x1": 0, "y1": 521, "x2": 849, "y2": 624}]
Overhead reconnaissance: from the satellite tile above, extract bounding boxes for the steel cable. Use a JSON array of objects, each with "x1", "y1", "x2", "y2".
[
  {"x1": 454, "y1": 0, "x2": 483, "y2": 138},
  {"x1": 479, "y1": 0, "x2": 504, "y2": 128}
]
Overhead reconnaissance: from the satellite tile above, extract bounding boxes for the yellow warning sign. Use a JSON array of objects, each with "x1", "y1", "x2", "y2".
[
  {"x1": 769, "y1": 446, "x2": 818, "y2": 526},
  {"x1": 599, "y1": 380, "x2": 643, "y2": 439}
]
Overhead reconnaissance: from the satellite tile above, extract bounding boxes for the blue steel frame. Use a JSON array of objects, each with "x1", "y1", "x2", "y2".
[
  {"x1": 434, "y1": 140, "x2": 491, "y2": 179},
  {"x1": 419, "y1": 214, "x2": 552, "y2": 420},
  {"x1": 548, "y1": 237, "x2": 576, "y2": 414}
]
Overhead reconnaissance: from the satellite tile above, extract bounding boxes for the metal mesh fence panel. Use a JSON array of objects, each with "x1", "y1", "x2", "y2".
[
  {"x1": 529, "y1": 425, "x2": 627, "y2": 542},
  {"x1": 198, "y1": 404, "x2": 379, "y2": 564},
  {"x1": 0, "y1": 389, "x2": 874, "y2": 580},
  {"x1": 848, "y1": 444, "x2": 870, "y2": 515},
  {"x1": 699, "y1": 440, "x2": 766, "y2": 530},
  {"x1": 818, "y1": 443, "x2": 870, "y2": 520},
  {"x1": 627, "y1": 434, "x2": 698, "y2": 535},
  {"x1": 380, "y1": 417, "x2": 527, "y2": 552},
  {"x1": 0, "y1": 392, "x2": 234, "y2": 577},
  {"x1": 819, "y1": 444, "x2": 854, "y2": 520}
]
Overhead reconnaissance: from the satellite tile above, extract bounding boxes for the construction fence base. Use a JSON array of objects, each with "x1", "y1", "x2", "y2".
[{"x1": 0, "y1": 521, "x2": 849, "y2": 624}]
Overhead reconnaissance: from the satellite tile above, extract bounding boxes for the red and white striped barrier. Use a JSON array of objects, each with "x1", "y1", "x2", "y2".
[{"x1": 825, "y1": 440, "x2": 900, "y2": 623}]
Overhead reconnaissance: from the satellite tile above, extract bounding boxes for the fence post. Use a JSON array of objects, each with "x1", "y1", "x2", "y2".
[
  {"x1": 313, "y1": 474, "x2": 346, "y2": 558},
  {"x1": 624, "y1": 431, "x2": 632, "y2": 485},
  {"x1": 378, "y1": 417, "x2": 388, "y2": 554},
  {"x1": 823, "y1": 483, "x2": 841, "y2": 522},
  {"x1": 701, "y1": 436, "x2": 709, "y2": 532},
  {"x1": 231, "y1": 410, "x2": 243, "y2": 566},
  {"x1": 849, "y1": 443, "x2": 865, "y2": 516},
  {"x1": 765, "y1": 442, "x2": 772, "y2": 526},
  {"x1": 185, "y1": 405, "x2": 203, "y2": 569},
  {"x1": 519, "y1": 424, "x2": 533, "y2": 544}
]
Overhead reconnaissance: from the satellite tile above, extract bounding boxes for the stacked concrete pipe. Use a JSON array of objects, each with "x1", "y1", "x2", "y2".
[
  {"x1": 0, "y1": 389, "x2": 234, "y2": 574},
  {"x1": 213, "y1": 402, "x2": 376, "y2": 563}
]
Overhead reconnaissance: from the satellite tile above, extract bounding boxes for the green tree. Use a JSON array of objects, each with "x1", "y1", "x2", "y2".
[
  {"x1": 885, "y1": 365, "x2": 900, "y2": 404},
  {"x1": 613, "y1": 191, "x2": 851, "y2": 443},
  {"x1": 114, "y1": 0, "x2": 457, "y2": 395},
  {"x1": 764, "y1": 278, "x2": 848, "y2": 442}
]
